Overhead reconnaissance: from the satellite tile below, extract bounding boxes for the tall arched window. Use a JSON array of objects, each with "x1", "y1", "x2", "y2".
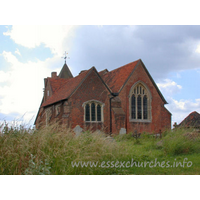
[
  {"x1": 129, "y1": 82, "x2": 151, "y2": 121},
  {"x1": 82, "y1": 100, "x2": 104, "y2": 122}
]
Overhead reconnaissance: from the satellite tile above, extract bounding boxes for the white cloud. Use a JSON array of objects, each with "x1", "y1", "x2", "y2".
[
  {"x1": 0, "y1": 71, "x2": 11, "y2": 83},
  {"x1": 0, "y1": 51, "x2": 62, "y2": 124},
  {"x1": 3, "y1": 25, "x2": 78, "y2": 55},
  {"x1": 14, "y1": 48, "x2": 21, "y2": 56},
  {"x1": 165, "y1": 97, "x2": 200, "y2": 125},
  {"x1": 157, "y1": 79, "x2": 200, "y2": 125},
  {"x1": 157, "y1": 79, "x2": 182, "y2": 97},
  {"x1": 195, "y1": 44, "x2": 200, "y2": 53}
]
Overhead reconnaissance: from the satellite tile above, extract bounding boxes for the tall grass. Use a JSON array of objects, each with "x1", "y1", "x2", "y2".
[
  {"x1": 0, "y1": 122, "x2": 128, "y2": 175},
  {"x1": 162, "y1": 128, "x2": 200, "y2": 155},
  {"x1": 0, "y1": 122, "x2": 200, "y2": 175}
]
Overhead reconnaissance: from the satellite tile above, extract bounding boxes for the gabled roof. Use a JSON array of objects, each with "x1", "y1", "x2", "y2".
[
  {"x1": 41, "y1": 59, "x2": 167, "y2": 108},
  {"x1": 42, "y1": 69, "x2": 90, "y2": 107},
  {"x1": 101, "y1": 60, "x2": 139, "y2": 93},
  {"x1": 101, "y1": 59, "x2": 167, "y2": 104},
  {"x1": 42, "y1": 66, "x2": 112, "y2": 108},
  {"x1": 178, "y1": 111, "x2": 200, "y2": 128}
]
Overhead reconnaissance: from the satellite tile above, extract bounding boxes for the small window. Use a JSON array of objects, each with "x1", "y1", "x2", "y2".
[
  {"x1": 83, "y1": 101, "x2": 104, "y2": 122},
  {"x1": 47, "y1": 90, "x2": 50, "y2": 96}
]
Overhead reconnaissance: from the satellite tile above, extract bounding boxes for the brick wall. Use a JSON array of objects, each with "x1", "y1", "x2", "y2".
[
  {"x1": 118, "y1": 62, "x2": 171, "y2": 134},
  {"x1": 69, "y1": 70, "x2": 110, "y2": 133}
]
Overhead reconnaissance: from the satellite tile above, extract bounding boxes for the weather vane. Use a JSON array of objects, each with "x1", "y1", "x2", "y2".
[{"x1": 62, "y1": 51, "x2": 70, "y2": 64}]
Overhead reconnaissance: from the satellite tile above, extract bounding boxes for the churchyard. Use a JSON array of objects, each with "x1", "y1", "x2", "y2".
[{"x1": 0, "y1": 122, "x2": 200, "y2": 175}]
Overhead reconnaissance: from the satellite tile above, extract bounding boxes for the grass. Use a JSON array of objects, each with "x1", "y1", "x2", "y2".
[{"x1": 0, "y1": 121, "x2": 200, "y2": 175}]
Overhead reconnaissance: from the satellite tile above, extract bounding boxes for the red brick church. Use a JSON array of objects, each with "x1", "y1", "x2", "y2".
[{"x1": 34, "y1": 59, "x2": 171, "y2": 134}]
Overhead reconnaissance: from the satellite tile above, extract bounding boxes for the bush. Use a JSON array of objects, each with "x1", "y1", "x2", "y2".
[{"x1": 162, "y1": 128, "x2": 200, "y2": 155}]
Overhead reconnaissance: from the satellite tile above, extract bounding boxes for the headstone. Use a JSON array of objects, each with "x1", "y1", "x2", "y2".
[
  {"x1": 73, "y1": 125, "x2": 83, "y2": 136},
  {"x1": 119, "y1": 128, "x2": 126, "y2": 135}
]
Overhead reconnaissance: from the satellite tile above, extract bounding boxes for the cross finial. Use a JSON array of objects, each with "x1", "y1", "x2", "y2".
[{"x1": 62, "y1": 51, "x2": 70, "y2": 64}]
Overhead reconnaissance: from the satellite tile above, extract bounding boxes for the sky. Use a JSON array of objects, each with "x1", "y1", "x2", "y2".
[{"x1": 0, "y1": 25, "x2": 200, "y2": 127}]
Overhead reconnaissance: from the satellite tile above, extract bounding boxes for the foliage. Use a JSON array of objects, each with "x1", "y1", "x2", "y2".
[{"x1": 0, "y1": 121, "x2": 200, "y2": 175}]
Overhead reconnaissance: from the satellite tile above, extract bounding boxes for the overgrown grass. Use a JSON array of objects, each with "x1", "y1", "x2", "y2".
[{"x1": 0, "y1": 122, "x2": 200, "y2": 175}]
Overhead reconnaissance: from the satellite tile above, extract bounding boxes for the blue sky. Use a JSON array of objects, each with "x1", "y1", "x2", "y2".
[{"x1": 0, "y1": 25, "x2": 200, "y2": 126}]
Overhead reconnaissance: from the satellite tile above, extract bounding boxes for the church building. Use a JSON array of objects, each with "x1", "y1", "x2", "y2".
[{"x1": 34, "y1": 59, "x2": 171, "y2": 134}]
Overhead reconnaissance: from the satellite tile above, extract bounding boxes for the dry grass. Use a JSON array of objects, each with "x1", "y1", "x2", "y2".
[{"x1": 0, "y1": 122, "x2": 200, "y2": 175}]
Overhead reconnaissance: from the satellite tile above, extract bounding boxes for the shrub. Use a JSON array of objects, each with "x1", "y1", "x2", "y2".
[{"x1": 162, "y1": 128, "x2": 200, "y2": 155}]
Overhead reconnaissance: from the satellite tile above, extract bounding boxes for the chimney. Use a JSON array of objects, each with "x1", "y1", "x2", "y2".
[{"x1": 51, "y1": 72, "x2": 57, "y2": 78}]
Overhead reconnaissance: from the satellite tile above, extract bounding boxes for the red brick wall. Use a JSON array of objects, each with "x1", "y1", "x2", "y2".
[
  {"x1": 118, "y1": 62, "x2": 171, "y2": 134},
  {"x1": 68, "y1": 70, "x2": 111, "y2": 133},
  {"x1": 36, "y1": 63, "x2": 171, "y2": 134}
]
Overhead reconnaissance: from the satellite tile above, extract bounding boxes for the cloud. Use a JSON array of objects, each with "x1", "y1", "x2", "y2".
[
  {"x1": 2, "y1": 25, "x2": 200, "y2": 127},
  {"x1": 14, "y1": 48, "x2": 21, "y2": 56},
  {"x1": 165, "y1": 98, "x2": 200, "y2": 124},
  {"x1": 68, "y1": 25, "x2": 200, "y2": 79},
  {"x1": 3, "y1": 25, "x2": 78, "y2": 55},
  {"x1": 0, "y1": 51, "x2": 62, "y2": 124},
  {"x1": 0, "y1": 70, "x2": 11, "y2": 83},
  {"x1": 157, "y1": 79, "x2": 182, "y2": 97}
]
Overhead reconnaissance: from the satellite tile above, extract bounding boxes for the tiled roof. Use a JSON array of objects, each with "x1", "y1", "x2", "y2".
[
  {"x1": 99, "y1": 69, "x2": 109, "y2": 76},
  {"x1": 41, "y1": 59, "x2": 166, "y2": 108},
  {"x1": 178, "y1": 111, "x2": 200, "y2": 128},
  {"x1": 101, "y1": 60, "x2": 139, "y2": 93},
  {"x1": 48, "y1": 78, "x2": 69, "y2": 93},
  {"x1": 41, "y1": 60, "x2": 141, "y2": 107},
  {"x1": 42, "y1": 69, "x2": 91, "y2": 107}
]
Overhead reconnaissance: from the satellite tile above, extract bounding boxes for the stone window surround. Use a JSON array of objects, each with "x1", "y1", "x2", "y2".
[
  {"x1": 82, "y1": 100, "x2": 105, "y2": 123},
  {"x1": 129, "y1": 81, "x2": 152, "y2": 123}
]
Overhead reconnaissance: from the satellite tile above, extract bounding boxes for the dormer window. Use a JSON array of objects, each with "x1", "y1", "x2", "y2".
[{"x1": 47, "y1": 90, "x2": 50, "y2": 97}]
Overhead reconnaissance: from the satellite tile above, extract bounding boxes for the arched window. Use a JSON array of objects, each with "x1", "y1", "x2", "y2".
[
  {"x1": 83, "y1": 100, "x2": 104, "y2": 122},
  {"x1": 129, "y1": 82, "x2": 151, "y2": 121}
]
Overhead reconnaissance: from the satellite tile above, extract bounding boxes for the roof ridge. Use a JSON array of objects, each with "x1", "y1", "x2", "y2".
[
  {"x1": 105, "y1": 59, "x2": 140, "y2": 74},
  {"x1": 101, "y1": 59, "x2": 140, "y2": 93}
]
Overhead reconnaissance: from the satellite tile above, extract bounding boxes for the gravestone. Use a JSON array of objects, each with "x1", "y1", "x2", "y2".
[
  {"x1": 119, "y1": 128, "x2": 126, "y2": 135},
  {"x1": 73, "y1": 125, "x2": 83, "y2": 136}
]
